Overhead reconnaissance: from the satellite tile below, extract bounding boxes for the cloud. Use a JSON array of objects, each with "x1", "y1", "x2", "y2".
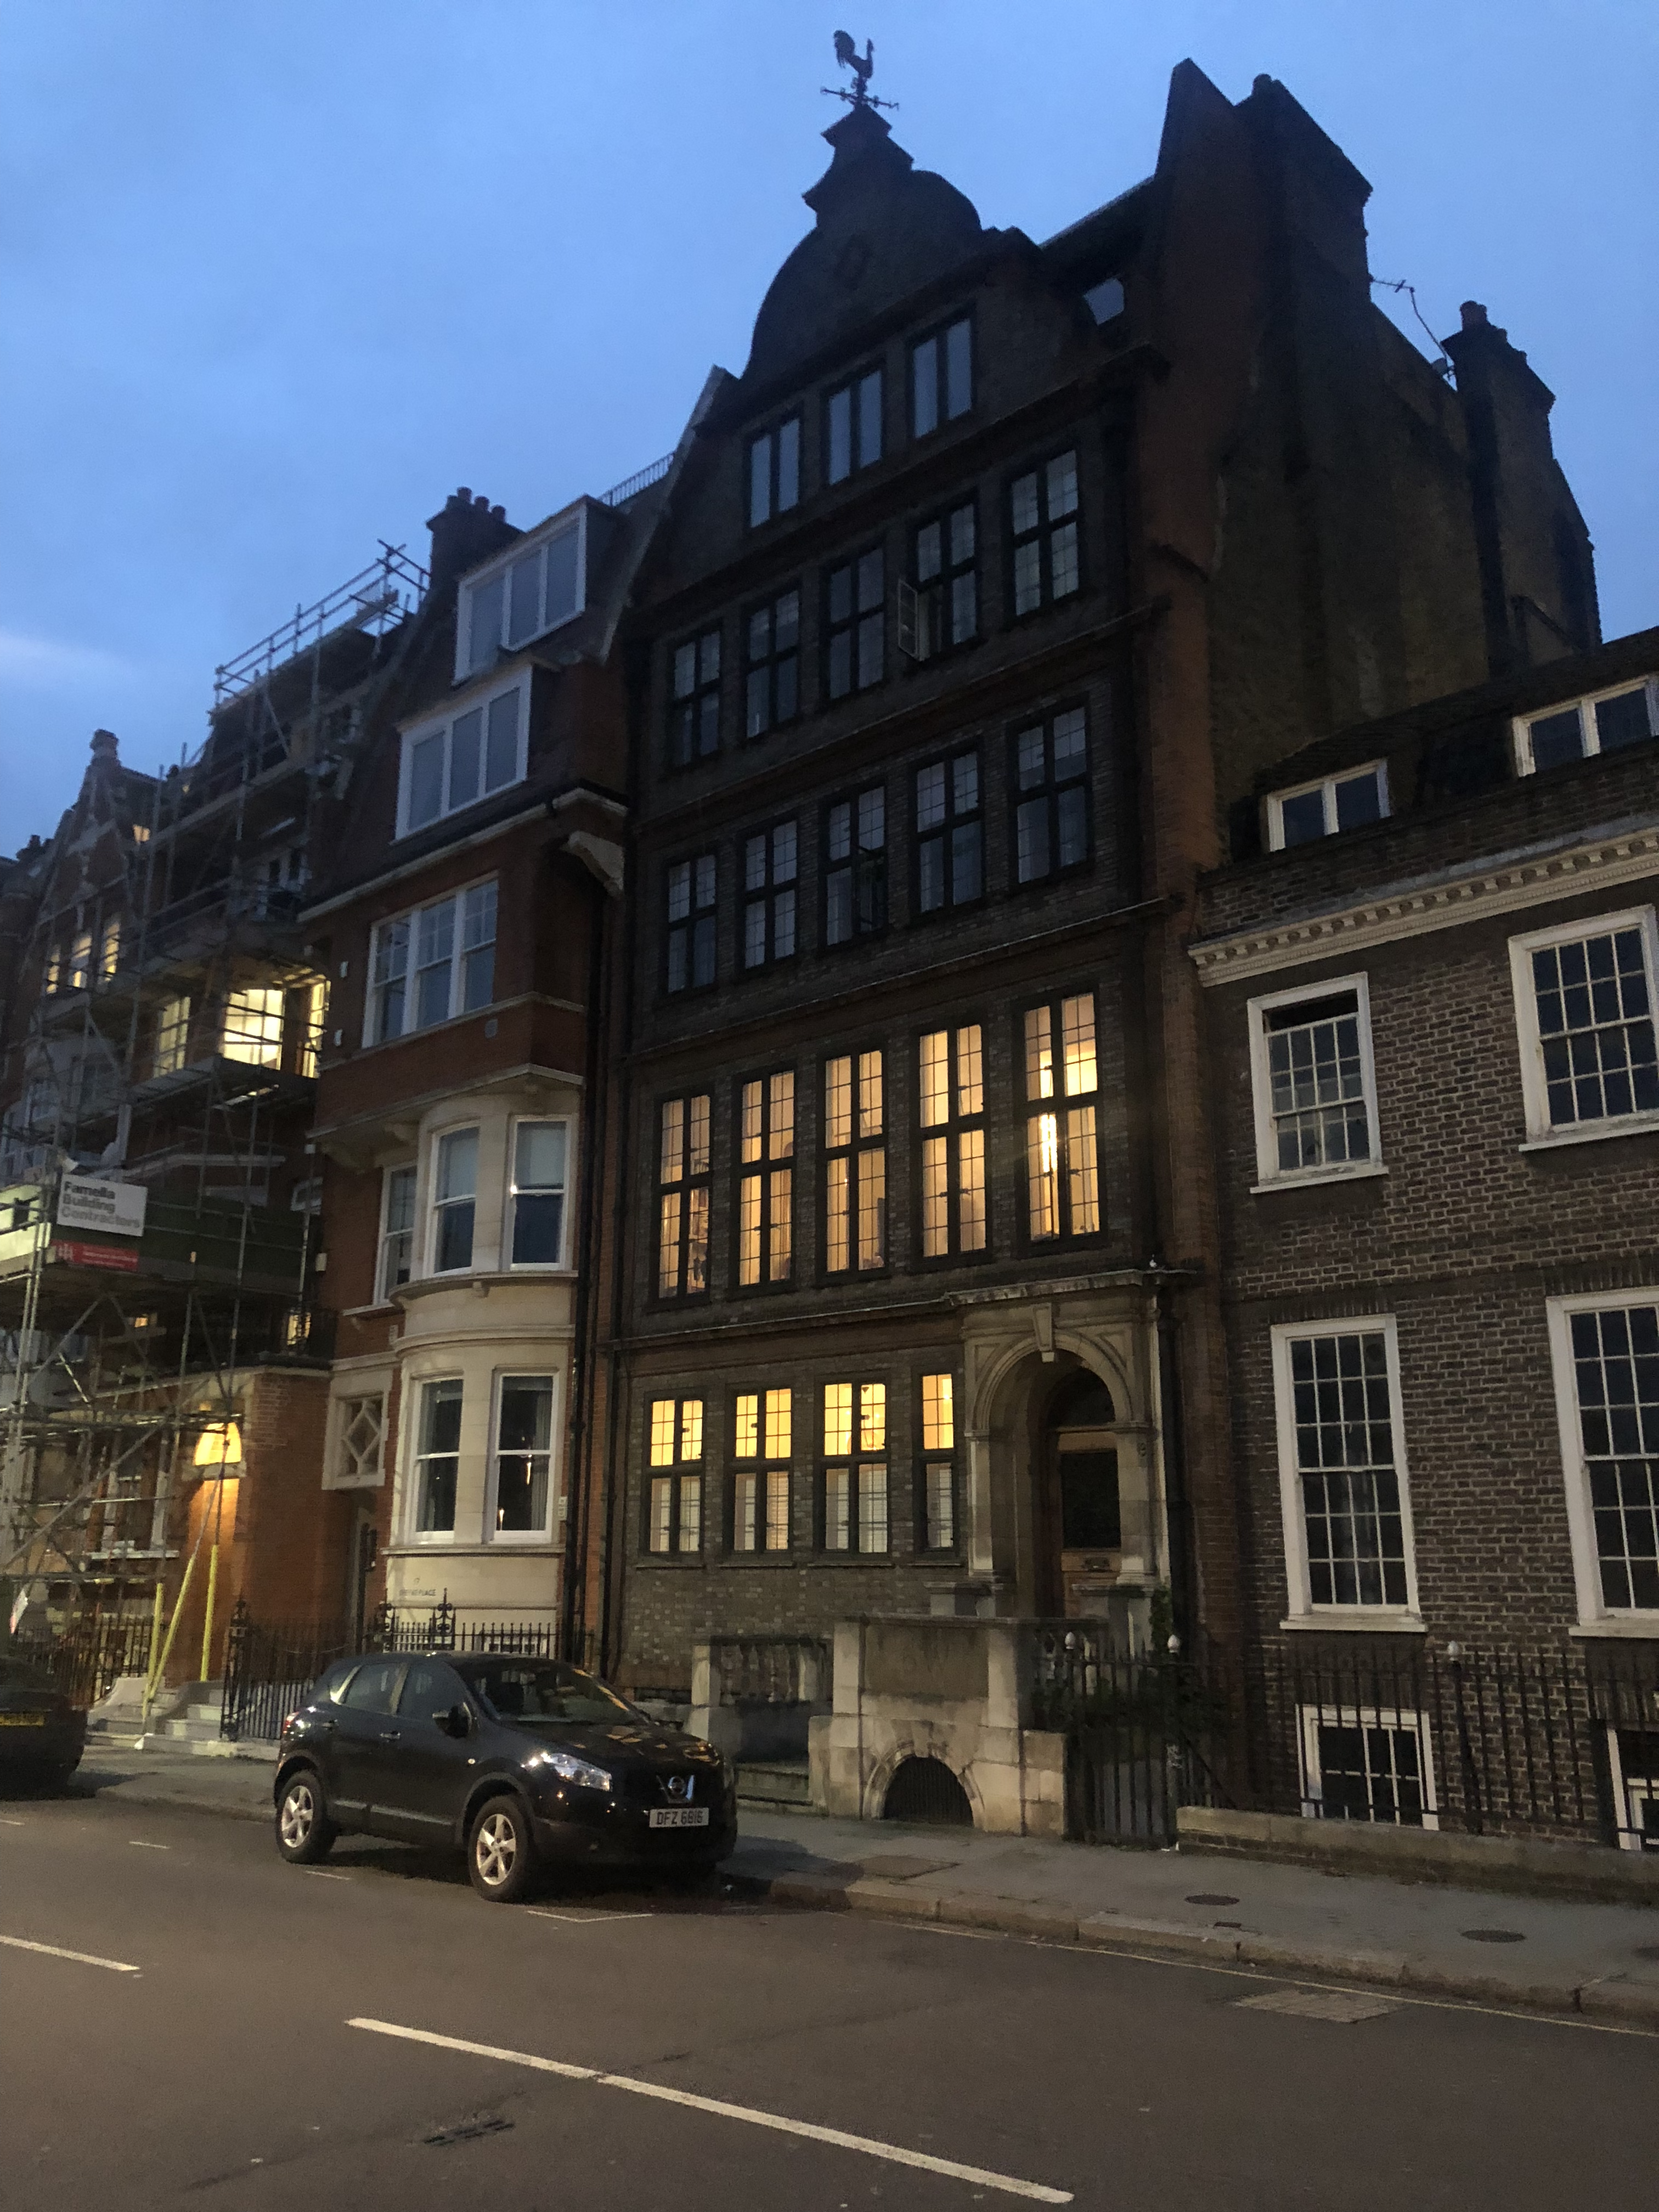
[{"x1": 0, "y1": 628, "x2": 134, "y2": 690}]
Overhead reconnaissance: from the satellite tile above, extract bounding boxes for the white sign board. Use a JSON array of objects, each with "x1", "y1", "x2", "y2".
[{"x1": 58, "y1": 1176, "x2": 148, "y2": 1239}]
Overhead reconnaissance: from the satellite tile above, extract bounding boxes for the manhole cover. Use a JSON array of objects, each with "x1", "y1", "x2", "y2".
[
  {"x1": 1235, "y1": 1987, "x2": 1398, "y2": 2024},
  {"x1": 1186, "y1": 1893, "x2": 1239, "y2": 1907},
  {"x1": 1460, "y1": 1928, "x2": 1527, "y2": 1944}
]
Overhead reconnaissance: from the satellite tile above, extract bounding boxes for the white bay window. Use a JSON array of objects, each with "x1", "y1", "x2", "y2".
[{"x1": 368, "y1": 882, "x2": 496, "y2": 1045}]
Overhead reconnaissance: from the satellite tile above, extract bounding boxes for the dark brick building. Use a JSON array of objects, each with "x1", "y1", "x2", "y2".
[{"x1": 590, "y1": 61, "x2": 1601, "y2": 1707}]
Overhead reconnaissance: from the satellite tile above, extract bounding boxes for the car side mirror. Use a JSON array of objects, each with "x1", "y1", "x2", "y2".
[{"x1": 434, "y1": 1703, "x2": 471, "y2": 1737}]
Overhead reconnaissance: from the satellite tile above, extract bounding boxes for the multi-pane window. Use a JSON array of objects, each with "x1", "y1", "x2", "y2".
[
  {"x1": 295, "y1": 979, "x2": 327, "y2": 1079},
  {"x1": 647, "y1": 1397, "x2": 704, "y2": 1555},
  {"x1": 222, "y1": 986, "x2": 285, "y2": 1069},
  {"x1": 493, "y1": 1375, "x2": 555, "y2": 1538},
  {"x1": 1511, "y1": 912, "x2": 1659, "y2": 1137},
  {"x1": 400, "y1": 681, "x2": 525, "y2": 833},
  {"x1": 733, "y1": 1389, "x2": 791, "y2": 1552},
  {"x1": 665, "y1": 855, "x2": 717, "y2": 993},
  {"x1": 377, "y1": 1164, "x2": 416, "y2": 1301},
  {"x1": 743, "y1": 822, "x2": 798, "y2": 969},
  {"x1": 1010, "y1": 450, "x2": 1081, "y2": 615},
  {"x1": 413, "y1": 1378, "x2": 462, "y2": 1536},
  {"x1": 1555, "y1": 1298, "x2": 1659, "y2": 1613},
  {"x1": 921, "y1": 1373, "x2": 959, "y2": 1551},
  {"x1": 737, "y1": 1071, "x2": 794, "y2": 1288},
  {"x1": 825, "y1": 788, "x2": 885, "y2": 945},
  {"x1": 68, "y1": 928, "x2": 93, "y2": 992},
  {"x1": 669, "y1": 629, "x2": 721, "y2": 768},
  {"x1": 824, "y1": 1051, "x2": 886, "y2": 1274},
  {"x1": 152, "y1": 994, "x2": 191, "y2": 1079},
  {"x1": 657, "y1": 1094, "x2": 711, "y2": 1298},
  {"x1": 911, "y1": 317, "x2": 972, "y2": 438},
  {"x1": 1249, "y1": 980, "x2": 1379, "y2": 1184},
  {"x1": 901, "y1": 502, "x2": 978, "y2": 661},
  {"x1": 1267, "y1": 762, "x2": 1388, "y2": 850},
  {"x1": 1023, "y1": 994, "x2": 1101, "y2": 1242},
  {"x1": 1300, "y1": 1707, "x2": 1432, "y2": 1828},
  {"x1": 919, "y1": 1026, "x2": 986, "y2": 1257},
  {"x1": 916, "y1": 752, "x2": 983, "y2": 913},
  {"x1": 457, "y1": 516, "x2": 583, "y2": 678},
  {"x1": 826, "y1": 366, "x2": 882, "y2": 484},
  {"x1": 1274, "y1": 1323, "x2": 1414, "y2": 1613},
  {"x1": 748, "y1": 415, "x2": 802, "y2": 528},
  {"x1": 98, "y1": 917, "x2": 121, "y2": 981},
  {"x1": 431, "y1": 1127, "x2": 478, "y2": 1274},
  {"x1": 368, "y1": 883, "x2": 496, "y2": 1044},
  {"x1": 744, "y1": 590, "x2": 800, "y2": 739},
  {"x1": 509, "y1": 1121, "x2": 567, "y2": 1266},
  {"x1": 822, "y1": 1383, "x2": 888, "y2": 1553},
  {"x1": 1514, "y1": 678, "x2": 1657, "y2": 775},
  {"x1": 1014, "y1": 709, "x2": 1089, "y2": 884},
  {"x1": 826, "y1": 549, "x2": 885, "y2": 700}
]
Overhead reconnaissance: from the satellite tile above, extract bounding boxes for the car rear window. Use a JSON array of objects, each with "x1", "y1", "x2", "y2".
[
  {"x1": 469, "y1": 1660, "x2": 636, "y2": 1725},
  {"x1": 311, "y1": 1660, "x2": 359, "y2": 1705}
]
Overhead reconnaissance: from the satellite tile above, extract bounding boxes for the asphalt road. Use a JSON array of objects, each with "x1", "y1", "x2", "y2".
[{"x1": 1, "y1": 1787, "x2": 1653, "y2": 2212}]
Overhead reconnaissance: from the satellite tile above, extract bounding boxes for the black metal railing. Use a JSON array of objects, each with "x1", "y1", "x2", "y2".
[
  {"x1": 1030, "y1": 1626, "x2": 1234, "y2": 1844},
  {"x1": 7, "y1": 1614, "x2": 154, "y2": 1709}
]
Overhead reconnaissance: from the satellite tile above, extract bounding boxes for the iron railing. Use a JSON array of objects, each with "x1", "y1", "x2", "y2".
[
  {"x1": 599, "y1": 453, "x2": 673, "y2": 507},
  {"x1": 6, "y1": 1613, "x2": 154, "y2": 1708},
  {"x1": 1031, "y1": 1626, "x2": 1233, "y2": 1844}
]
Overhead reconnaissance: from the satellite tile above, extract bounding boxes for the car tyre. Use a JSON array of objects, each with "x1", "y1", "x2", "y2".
[
  {"x1": 275, "y1": 1768, "x2": 337, "y2": 1864},
  {"x1": 468, "y1": 1794, "x2": 539, "y2": 1903}
]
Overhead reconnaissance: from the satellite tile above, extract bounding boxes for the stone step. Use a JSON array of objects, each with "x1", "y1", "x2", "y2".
[{"x1": 736, "y1": 1759, "x2": 812, "y2": 1808}]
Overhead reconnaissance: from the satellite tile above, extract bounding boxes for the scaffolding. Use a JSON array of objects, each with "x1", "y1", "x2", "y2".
[{"x1": 0, "y1": 545, "x2": 427, "y2": 1678}]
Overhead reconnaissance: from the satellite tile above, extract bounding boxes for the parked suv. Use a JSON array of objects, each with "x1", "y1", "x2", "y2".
[{"x1": 272, "y1": 1651, "x2": 736, "y2": 1902}]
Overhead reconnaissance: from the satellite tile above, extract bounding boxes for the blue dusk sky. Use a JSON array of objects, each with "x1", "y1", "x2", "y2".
[{"x1": 2, "y1": 1, "x2": 1654, "y2": 835}]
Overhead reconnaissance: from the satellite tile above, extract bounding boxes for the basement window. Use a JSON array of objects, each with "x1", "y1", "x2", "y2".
[
  {"x1": 455, "y1": 507, "x2": 586, "y2": 681},
  {"x1": 1265, "y1": 761, "x2": 1389, "y2": 850}
]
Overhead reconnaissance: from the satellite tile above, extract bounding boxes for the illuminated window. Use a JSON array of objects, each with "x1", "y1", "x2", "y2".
[
  {"x1": 732, "y1": 1389, "x2": 791, "y2": 1552},
  {"x1": 222, "y1": 986, "x2": 285, "y2": 1068},
  {"x1": 737, "y1": 1071, "x2": 793, "y2": 1288},
  {"x1": 918, "y1": 1025, "x2": 986, "y2": 1259},
  {"x1": 921, "y1": 1372, "x2": 958, "y2": 1551},
  {"x1": 646, "y1": 1397, "x2": 703, "y2": 1555},
  {"x1": 1023, "y1": 994, "x2": 1101, "y2": 1241},
  {"x1": 657, "y1": 1093, "x2": 711, "y2": 1298},
  {"x1": 151, "y1": 994, "x2": 191, "y2": 1078},
  {"x1": 823, "y1": 1051, "x2": 885, "y2": 1275},
  {"x1": 69, "y1": 928, "x2": 93, "y2": 991},
  {"x1": 821, "y1": 1381, "x2": 888, "y2": 1553},
  {"x1": 98, "y1": 917, "x2": 121, "y2": 981},
  {"x1": 296, "y1": 980, "x2": 328, "y2": 1078}
]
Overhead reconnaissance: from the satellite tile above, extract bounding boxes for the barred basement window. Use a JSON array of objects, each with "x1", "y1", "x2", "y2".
[
  {"x1": 901, "y1": 503, "x2": 977, "y2": 661},
  {"x1": 1009, "y1": 450, "x2": 1080, "y2": 616},
  {"x1": 1014, "y1": 708, "x2": 1088, "y2": 884},
  {"x1": 669, "y1": 628, "x2": 721, "y2": 768},
  {"x1": 737, "y1": 1071, "x2": 793, "y2": 1287},
  {"x1": 826, "y1": 787, "x2": 885, "y2": 945},
  {"x1": 826, "y1": 549, "x2": 885, "y2": 700},
  {"x1": 824, "y1": 1051, "x2": 885, "y2": 1274},
  {"x1": 918, "y1": 1025, "x2": 986, "y2": 1257},
  {"x1": 665, "y1": 854, "x2": 716, "y2": 993},
  {"x1": 915, "y1": 751, "x2": 983, "y2": 915},
  {"x1": 647, "y1": 1397, "x2": 704, "y2": 1555},
  {"x1": 744, "y1": 589, "x2": 800, "y2": 739},
  {"x1": 826, "y1": 365, "x2": 882, "y2": 484},
  {"x1": 1247, "y1": 977, "x2": 1380, "y2": 1186},
  {"x1": 1510, "y1": 909, "x2": 1659, "y2": 1140},
  {"x1": 1023, "y1": 994, "x2": 1100, "y2": 1242},
  {"x1": 1272, "y1": 1321, "x2": 1418, "y2": 1617},
  {"x1": 1549, "y1": 1294, "x2": 1659, "y2": 1617},
  {"x1": 733, "y1": 1389, "x2": 791, "y2": 1552},
  {"x1": 1299, "y1": 1704, "x2": 1436, "y2": 1827},
  {"x1": 657, "y1": 1094, "x2": 710, "y2": 1298},
  {"x1": 822, "y1": 1383, "x2": 888, "y2": 1553},
  {"x1": 921, "y1": 1372, "x2": 958, "y2": 1551},
  {"x1": 911, "y1": 317, "x2": 972, "y2": 438},
  {"x1": 743, "y1": 821, "x2": 798, "y2": 970},
  {"x1": 748, "y1": 415, "x2": 802, "y2": 528}
]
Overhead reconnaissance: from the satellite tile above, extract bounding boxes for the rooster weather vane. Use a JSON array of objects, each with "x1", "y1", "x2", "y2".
[{"x1": 823, "y1": 30, "x2": 898, "y2": 114}]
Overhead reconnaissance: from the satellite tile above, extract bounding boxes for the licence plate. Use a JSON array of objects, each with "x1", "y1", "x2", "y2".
[
  {"x1": 648, "y1": 1807, "x2": 709, "y2": 1829},
  {"x1": 0, "y1": 1714, "x2": 47, "y2": 1727}
]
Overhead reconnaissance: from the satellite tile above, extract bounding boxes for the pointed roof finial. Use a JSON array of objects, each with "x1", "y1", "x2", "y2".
[{"x1": 823, "y1": 30, "x2": 898, "y2": 114}]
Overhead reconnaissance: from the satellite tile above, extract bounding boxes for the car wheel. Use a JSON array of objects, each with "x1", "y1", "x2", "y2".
[
  {"x1": 275, "y1": 1769, "x2": 336, "y2": 1863},
  {"x1": 468, "y1": 1795, "x2": 538, "y2": 1903}
]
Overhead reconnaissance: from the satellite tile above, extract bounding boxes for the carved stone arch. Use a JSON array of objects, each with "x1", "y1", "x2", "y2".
[
  {"x1": 862, "y1": 1733, "x2": 986, "y2": 1827},
  {"x1": 1049, "y1": 1330, "x2": 1146, "y2": 1429}
]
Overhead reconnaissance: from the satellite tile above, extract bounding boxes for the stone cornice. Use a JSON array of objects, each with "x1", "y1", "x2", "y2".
[{"x1": 1189, "y1": 819, "x2": 1659, "y2": 986}]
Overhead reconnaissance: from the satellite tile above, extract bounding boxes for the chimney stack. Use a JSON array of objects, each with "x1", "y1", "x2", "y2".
[{"x1": 425, "y1": 487, "x2": 519, "y2": 596}]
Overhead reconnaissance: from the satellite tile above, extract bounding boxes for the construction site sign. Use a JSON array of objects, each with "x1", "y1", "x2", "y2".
[
  {"x1": 58, "y1": 1176, "x2": 148, "y2": 1239},
  {"x1": 54, "y1": 1239, "x2": 142, "y2": 1272}
]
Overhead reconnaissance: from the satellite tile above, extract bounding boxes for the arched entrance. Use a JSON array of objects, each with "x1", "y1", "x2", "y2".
[{"x1": 1034, "y1": 1367, "x2": 1120, "y2": 1617}]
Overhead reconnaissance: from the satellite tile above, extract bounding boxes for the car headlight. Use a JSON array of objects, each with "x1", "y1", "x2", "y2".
[{"x1": 527, "y1": 1748, "x2": 612, "y2": 1793}]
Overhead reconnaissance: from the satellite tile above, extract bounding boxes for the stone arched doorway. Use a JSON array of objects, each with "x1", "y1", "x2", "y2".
[{"x1": 1033, "y1": 1366, "x2": 1121, "y2": 1617}]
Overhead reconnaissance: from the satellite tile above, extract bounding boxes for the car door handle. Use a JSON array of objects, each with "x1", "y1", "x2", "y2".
[{"x1": 377, "y1": 1730, "x2": 400, "y2": 1744}]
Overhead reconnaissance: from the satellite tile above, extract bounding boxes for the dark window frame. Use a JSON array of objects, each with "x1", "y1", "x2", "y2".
[
  {"x1": 741, "y1": 817, "x2": 800, "y2": 973},
  {"x1": 742, "y1": 584, "x2": 803, "y2": 742},
  {"x1": 653, "y1": 1089, "x2": 713, "y2": 1305},
  {"x1": 664, "y1": 852, "x2": 718, "y2": 995},
  {"x1": 913, "y1": 747, "x2": 985, "y2": 920},
  {"x1": 912, "y1": 1018, "x2": 991, "y2": 1269},
  {"x1": 823, "y1": 783, "x2": 888, "y2": 949},
  {"x1": 821, "y1": 1042, "x2": 889, "y2": 1283},
  {"x1": 823, "y1": 362, "x2": 885, "y2": 486},
  {"x1": 1006, "y1": 447, "x2": 1084, "y2": 621},
  {"x1": 917, "y1": 1369, "x2": 963, "y2": 1556},
  {"x1": 816, "y1": 1379, "x2": 891, "y2": 1556},
  {"x1": 825, "y1": 543, "x2": 887, "y2": 703},
  {"x1": 1014, "y1": 987, "x2": 1106, "y2": 1252},
  {"x1": 747, "y1": 414, "x2": 803, "y2": 531},
  {"x1": 1009, "y1": 705, "x2": 1091, "y2": 889},
  {"x1": 667, "y1": 626, "x2": 723, "y2": 770},
  {"x1": 909, "y1": 314, "x2": 974, "y2": 441},
  {"x1": 732, "y1": 1065, "x2": 795, "y2": 1293}
]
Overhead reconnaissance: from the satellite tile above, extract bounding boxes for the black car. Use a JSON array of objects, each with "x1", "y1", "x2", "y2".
[
  {"x1": 272, "y1": 1651, "x2": 736, "y2": 1901},
  {"x1": 0, "y1": 1655, "x2": 87, "y2": 1791}
]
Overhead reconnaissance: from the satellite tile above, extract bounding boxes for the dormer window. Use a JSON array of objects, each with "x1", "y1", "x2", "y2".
[
  {"x1": 1266, "y1": 761, "x2": 1389, "y2": 850},
  {"x1": 398, "y1": 677, "x2": 526, "y2": 837},
  {"x1": 911, "y1": 317, "x2": 972, "y2": 437},
  {"x1": 1513, "y1": 678, "x2": 1657, "y2": 776},
  {"x1": 455, "y1": 509, "x2": 585, "y2": 681}
]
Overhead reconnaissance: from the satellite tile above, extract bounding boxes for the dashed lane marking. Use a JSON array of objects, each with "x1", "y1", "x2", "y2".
[
  {"x1": 525, "y1": 1907, "x2": 651, "y2": 1925},
  {"x1": 128, "y1": 1840, "x2": 170, "y2": 1850},
  {"x1": 1, "y1": 1934, "x2": 140, "y2": 1974},
  {"x1": 346, "y1": 2017, "x2": 1073, "y2": 2203},
  {"x1": 302, "y1": 1869, "x2": 352, "y2": 1882}
]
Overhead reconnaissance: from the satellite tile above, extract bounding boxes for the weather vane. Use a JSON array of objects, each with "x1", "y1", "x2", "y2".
[{"x1": 822, "y1": 30, "x2": 898, "y2": 113}]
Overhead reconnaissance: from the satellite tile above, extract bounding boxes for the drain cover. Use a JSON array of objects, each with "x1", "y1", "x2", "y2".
[
  {"x1": 1185, "y1": 1893, "x2": 1239, "y2": 1907},
  {"x1": 1460, "y1": 1928, "x2": 1527, "y2": 1944},
  {"x1": 1235, "y1": 1987, "x2": 1398, "y2": 2024}
]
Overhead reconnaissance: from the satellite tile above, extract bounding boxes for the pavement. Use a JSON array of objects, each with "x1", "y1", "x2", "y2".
[{"x1": 66, "y1": 1733, "x2": 1659, "y2": 2030}]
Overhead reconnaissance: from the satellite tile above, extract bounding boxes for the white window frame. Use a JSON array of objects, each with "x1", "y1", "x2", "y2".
[
  {"x1": 408, "y1": 1375, "x2": 464, "y2": 1542},
  {"x1": 1545, "y1": 1287, "x2": 1659, "y2": 1635},
  {"x1": 1246, "y1": 973, "x2": 1385, "y2": 1192},
  {"x1": 1264, "y1": 760, "x2": 1390, "y2": 851},
  {"x1": 428, "y1": 1125, "x2": 481, "y2": 1277},
  {"x1": 506, "y1": 1115, "x2": 572, "y2": 1271},
  {"x1": 487, "y1": 1369, "x2": 559, "y2": 1544},
  {"x1": 453, "y1": 505, "x2": 588, "y2": 684},
  {"x1": 364, "y1": 878, "x2": 498, "y2": 1047},
  {"x1": 1508, "y1": 905, "x2": 1659, "y2": 1148},
  {"x1": 1511, "y1": 675, "x2": 1658, "y2": 776},
  {"x1": 1271, "y1": 1315, "x2": 1423, "y2": 1630},
  {"x1": 1297, "y1": 1701, "x2": 1440, "y2": 1829},
  {"x1": 375, "y1": 1163, "x2": 417, "y2": 1303},
  {"x1": 396, "y1": 676, "x2": 528, "y2": 839}
]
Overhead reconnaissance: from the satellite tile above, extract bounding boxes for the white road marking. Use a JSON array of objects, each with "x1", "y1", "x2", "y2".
[
  {"x1": 1, "y1": 1934, "x2": 140, "y2": 1974},
  {"x1": 128, "y1": 1840, "x2": 170, "y2": 1850},
  {"x1": 302, "y1": 1869, "x2": 352, "y2": 1882},
  {"x1": 347, "y1": 2017, "x2": 1072, "y2": 2203},
  {"x1": 525, "y1": 1907, "x2": 650, "y2": 1925},
  {"x1": 0, "y1": 1817, "x2": 25, "y2": 1827}
]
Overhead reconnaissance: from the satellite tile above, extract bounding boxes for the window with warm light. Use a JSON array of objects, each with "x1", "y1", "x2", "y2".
[
  {"x1": 737, "y1": 1071, "x2": 793, "y2": 1288},
  {"x1": 647, "y1": 1397, "x2": 704, "y2": 1555},
  {"x1": 657, "y1": 1093, "x2": 711, "y2": 1298},
  {"x1": 919, "y1": 1025, "x2": 986, "y2": 1259},
  {"x1": 921, "y1": 1373, "x2": 958, "y2": 1551},
  {"x1": 821, "y1": 1381, "x2": 888, "y2": 1553},
  {"x1": 222, "y1": 987, "x2": 285, "y2": 1069},
  {"x1": 1023, "y1": 993, "x2": 1102, "y2": 1242},
  {"x1": 732, "y1": 1389, "x2": 791, "y2": 1552},
  {"x1": 823, "y1": 1051, "x2": 885, "y2": 1275}
]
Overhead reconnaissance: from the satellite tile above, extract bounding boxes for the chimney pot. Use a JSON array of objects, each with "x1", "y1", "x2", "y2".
[
  {"x1": 90, "y1": 729, "x2": 119, "y2": 761},
  {"x1": 473, "y1": 494, "x2": 489, "y2": 510},
  {"x1": 489, "y1": 505, "x2": 506, "y2": 521},
  {"x1": 1460, "y1": 301, "x2": 1488, "y2": 330},
  {"x1": 455, "y1": 486, "x2": 472, "y2": 504}
]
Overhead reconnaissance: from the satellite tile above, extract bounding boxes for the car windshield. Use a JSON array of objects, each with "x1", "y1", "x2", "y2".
[{"x1": 467, "y1": 1660, "x2": 636, "y2": 1726}]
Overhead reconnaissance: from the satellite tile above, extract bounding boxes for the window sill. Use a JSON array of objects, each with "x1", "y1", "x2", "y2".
[
  {"x1": 385, "y1": 1539, "x2": 564, "y2": 1560},
  {"x1": 1252, "y1": 1162, "x2": 1387, "y2": 1197},
  {"x1": 1280, "y1": 1612, "x2": 1426, "y2": 1635},
  {"x1": 1568, "y1": 1617, "x2": 1659, "y2": 1641},
  {"x1": 721, "y1": 1553, "x2": 802, "y2": 1567},
  {"x1": 640, "y1": 1552, "x2": 710, "y2": 1568},
  {"x1": 1519, "y1": 1115, "x2": 1659, "y2": 1154}
]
